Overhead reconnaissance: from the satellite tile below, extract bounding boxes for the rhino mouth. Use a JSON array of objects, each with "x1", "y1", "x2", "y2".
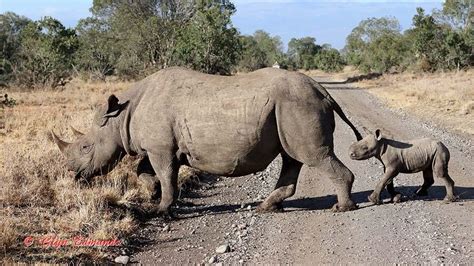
[{"x1": 350, "y1": 152, "x2": 368, "y2": 160}]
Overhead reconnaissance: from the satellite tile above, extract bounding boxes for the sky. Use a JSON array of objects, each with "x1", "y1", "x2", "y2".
[{"x1": 0, "y1": 0, "x2": 443, "y2": 49}]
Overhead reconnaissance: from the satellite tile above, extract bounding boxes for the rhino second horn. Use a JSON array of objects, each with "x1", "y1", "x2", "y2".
[
  {"x1": 51, "y1": 130, "x2": 71, "y2": 153},
  {"x1": 70, "y1": 125, "x2": 85, "y2": 137}
]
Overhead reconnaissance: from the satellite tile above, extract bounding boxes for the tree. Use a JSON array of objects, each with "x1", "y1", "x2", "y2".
[
  {"x1": 410, "y1": 7, "x2": 470, "y2": 71},
  {"x1": 287, "y1": 37, "x2": 320, "y2": 70},
  {"x1": 366, "y1": 33, "x2": 409, "y2": 72},
  {"x1": 78, "y1": 0, "x2": 198, "y2": 78},
  {"x1": 15, "y1": 17, "x2": 78, "y2": 87},
  {"x1": 437, "y1": 0, "x2": 474, "y2": 30},
  {"x1": 0, "y1": 12, "x2": 30, "y2": 85},
  {"x1": 253, "y1": 30, "x2": 284, "y2": 66},
  {"x1": 78, "y1": 0, "x2": 240, "y2": 77},
  {"x1": 75, "y1": 17, "x2": 118, "y2": 80},
  {"x1": 435, "y1": 0, "x2": 474, "y2": 67},
  {"x1": 238, "y1": 35, "x2": 267, "y2": 71},
  {"x1": 344, "y1": 17, "x2": 407, "y2": 72},
  {"x1": 238, "y1": 30, "x2": 284, "y2": 71},
  {"x1": 174, "y1": 1, "x2": 241, "y2": 74},
  {"x1": 313, "y1": 45, "x2": 345, "y2": 72}
]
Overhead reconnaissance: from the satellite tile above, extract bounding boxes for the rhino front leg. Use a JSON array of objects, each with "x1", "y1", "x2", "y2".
[
  {"x1": 386, "y1": 181, "x2": 402, "y2": 203},
  {"x1": 148, "y1": 152, "x2": 179, "y2": 218},
  {"x1": 137, "y1": 157, "x2": 160, "y2": 200},
  {"x1": 257, "y1": 153, "x2": 302, "y2": 213},
  {"x1": 369, "y1": 167, "x2": 398, "y2": 205}
]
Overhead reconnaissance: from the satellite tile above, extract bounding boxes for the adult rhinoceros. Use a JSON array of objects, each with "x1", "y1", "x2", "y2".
[{"x1": 52, "y1": 67, "x2": 362, "y2": 216}]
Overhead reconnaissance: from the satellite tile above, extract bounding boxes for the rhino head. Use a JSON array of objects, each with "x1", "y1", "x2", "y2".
[
  {"x1": 349, "y1": 129, "x2": 383, "y2": 160},
  {"x1": 51, "y1": 95, "x2": 129, "y2": 180}
]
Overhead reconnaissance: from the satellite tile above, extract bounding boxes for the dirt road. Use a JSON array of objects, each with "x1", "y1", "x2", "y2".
[{"x1": 132, "y1": 77, "x2": 474, "y2": 264}]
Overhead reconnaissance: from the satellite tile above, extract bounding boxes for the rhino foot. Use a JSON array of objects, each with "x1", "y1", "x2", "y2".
[
  {"x1": 391, "y1": 193, "x2": 402, "y2": 203},
  {"x1": 144, "y1": 206, "x2": 176, "y2": 220},
  {"x1": 443, "y1": 195, "x2": 458, "y2": 203},
  {"x1": 332, "y1": 201, "x2": 357, "y2": 212},
  {"x1": 368, "y1": 193, "x2": 382, "y2": 205},
  {"x1": 158, "y1": 208, "x2": 176, "y2": 220},
  {"x1": 256, "y1": 202, "x2": 284, "y2": 213}
]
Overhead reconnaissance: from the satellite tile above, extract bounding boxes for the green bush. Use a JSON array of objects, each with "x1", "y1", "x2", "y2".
[
  {"x1": 313, "y1": 48, "x2": 344, "y2": 72},
  {"x1": 344, "y1": 5, "x2": 473, "y2": 73},
  {"x1": 238, "y1": 30, "x2": 284, "y2": 72},
  {"x1": 7, "y1": 17, "x2": 78, "y2": 88}
]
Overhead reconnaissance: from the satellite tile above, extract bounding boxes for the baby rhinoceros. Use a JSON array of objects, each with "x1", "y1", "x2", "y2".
[{"x1": 349, "y1": 129, "x2": 457, "y2": 204}]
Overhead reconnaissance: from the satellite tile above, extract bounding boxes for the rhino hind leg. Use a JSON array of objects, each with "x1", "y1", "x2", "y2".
[
  {"x1": 256, "y1": 153, "x2": 302, "y2": 213},
  {"x1": 433, "y1": 146, "x2": 456, "y2": 202},
  {"x1": 416, "y1": 169, "x2": 434, "y2": 197},
  {"x1": 317, "y1": 153, "x2": 357, "y2": 212},
  {"x1": 147, "y1": 151, "x2": 179, "y2": 218},
  {"x1": 274, "y1": 102, "x2": 356, "y2": 211}
]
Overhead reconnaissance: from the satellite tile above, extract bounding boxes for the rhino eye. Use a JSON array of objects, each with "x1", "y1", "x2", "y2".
[{"x1": 81, "y1": 144, "x2": 93, "y2": 154}]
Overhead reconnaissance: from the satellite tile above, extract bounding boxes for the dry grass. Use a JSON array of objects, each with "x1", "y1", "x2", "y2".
[
  {"x1": 355, "y1": 70, "x2": 474, "y2": 136},
  {"x1": 0, "y1": 79, "x2": 201, "y2": 262}
]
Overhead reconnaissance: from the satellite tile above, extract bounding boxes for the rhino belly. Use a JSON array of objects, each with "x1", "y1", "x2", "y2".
[{"x1": 178, "y1": 96, "x2": 280, "y2": 177}]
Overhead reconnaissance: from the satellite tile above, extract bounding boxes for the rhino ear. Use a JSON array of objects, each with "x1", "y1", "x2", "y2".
[
  {"x1": 375, "y1": 129, "x2": 383, "y2": 141},
  {"x1": 104, "y1": 95, "x2": 129, "y2": 118}
]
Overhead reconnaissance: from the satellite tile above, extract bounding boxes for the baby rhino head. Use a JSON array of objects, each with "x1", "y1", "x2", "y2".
[{"x1": 349, "y1": 129, "x2": 383, "y2": 160}]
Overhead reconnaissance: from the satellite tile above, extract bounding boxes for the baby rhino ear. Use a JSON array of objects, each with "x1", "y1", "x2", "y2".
[{"x1": 375, "y1": 129, "x2": 383, "y2": 141}]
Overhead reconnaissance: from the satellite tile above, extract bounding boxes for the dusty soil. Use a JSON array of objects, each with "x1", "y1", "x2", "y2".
[{"x1": 131, "y1": 76, "x2": 474, "y2": 264}]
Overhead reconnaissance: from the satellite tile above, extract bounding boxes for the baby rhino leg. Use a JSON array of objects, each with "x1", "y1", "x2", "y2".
[
  {"x1": 433, "y1": 144, "x2": 456, "y2": 202},
  {"x1": 386, "y1": 181, "x2": 402, "y2": 203},
  {"x1": 415, "y1": 169, "x2": 434, "y2": 197}
]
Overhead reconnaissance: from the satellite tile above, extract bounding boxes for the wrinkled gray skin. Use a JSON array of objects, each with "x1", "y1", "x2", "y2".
[
  {"x1": 52, "y1": 67, "x2": 363, "y2": 217},
  {"x1": 349, "y1": 129, "x2": 456, "y2": 204}
]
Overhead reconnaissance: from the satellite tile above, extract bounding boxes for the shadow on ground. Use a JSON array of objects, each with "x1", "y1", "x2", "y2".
[
  {"x1": 176, "y1": 185, "x2": 474, "y2": 216},
  {"x1": 127, "y1": 185, "x2": 473, "y2": 258},
  {"x1": 317, "y1": 72, "x2": 383, "y2": 85}
]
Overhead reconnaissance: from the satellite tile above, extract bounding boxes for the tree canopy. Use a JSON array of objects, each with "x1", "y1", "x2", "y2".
[{"x1": 0, "y1": 0, "x2": 473, "y2": 88}]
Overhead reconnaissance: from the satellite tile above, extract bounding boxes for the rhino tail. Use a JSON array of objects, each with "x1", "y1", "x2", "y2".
[
  {"x1": 310, "y1": 79, "x2": 362, "y2": 141},
  {"x1": 330, "y1": 99, "x2": 362, "y2": 141}
]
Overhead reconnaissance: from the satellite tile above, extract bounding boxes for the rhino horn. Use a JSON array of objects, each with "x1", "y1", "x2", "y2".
[
  {"x1": 51, "y1": 130, "x2": 71, "y2": 153},
  {"x1": 70, "y1": 125, "x2": 84, "y2": 137}
]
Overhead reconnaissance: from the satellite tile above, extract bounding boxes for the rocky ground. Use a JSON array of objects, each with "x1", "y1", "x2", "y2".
[{"x1": 130, "y1": 77, "x2": 474, "y2": 264}]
